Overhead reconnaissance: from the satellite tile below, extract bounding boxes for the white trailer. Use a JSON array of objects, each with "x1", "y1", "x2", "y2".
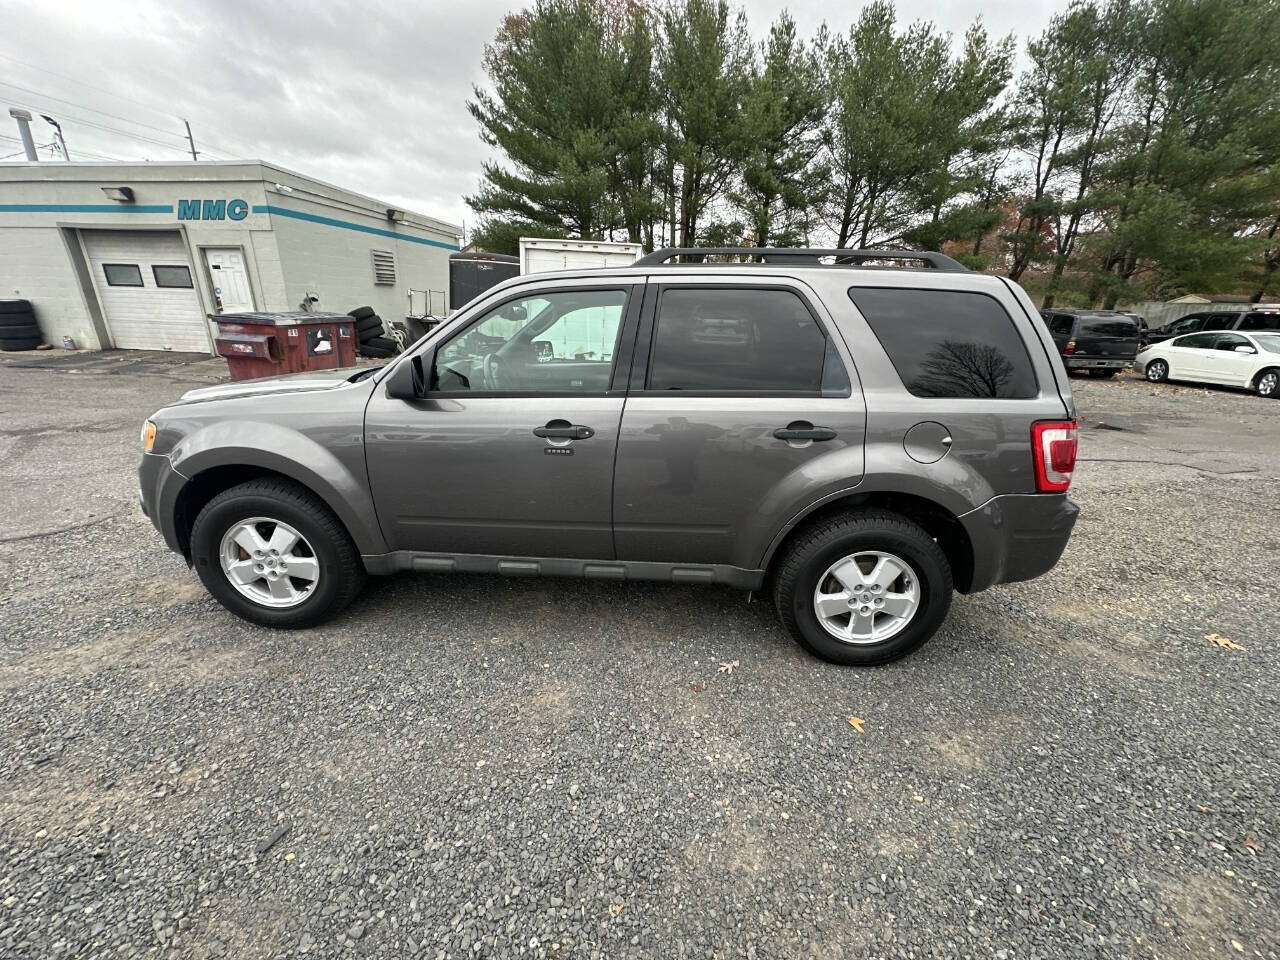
[{"x1": 519, "y1": 237, "x2": 643, "y2": 274}]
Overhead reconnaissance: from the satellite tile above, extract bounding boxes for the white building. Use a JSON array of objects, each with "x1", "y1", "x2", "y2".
[{"x1": 0, "y1": 161, "x2": 460, "y2": 353}]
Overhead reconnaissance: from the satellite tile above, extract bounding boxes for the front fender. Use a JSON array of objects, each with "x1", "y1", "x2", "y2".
[{"x1": 164, "y1": 419, "x2": 387, "y2": 556}]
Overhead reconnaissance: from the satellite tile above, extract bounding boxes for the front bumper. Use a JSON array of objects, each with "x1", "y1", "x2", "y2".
[
  {"x1": 138, "y1": 451, "x2": 187, "y2": 555},
  {"x1": 959, "y1": 493, "x2": 1079, "y2": 592}
]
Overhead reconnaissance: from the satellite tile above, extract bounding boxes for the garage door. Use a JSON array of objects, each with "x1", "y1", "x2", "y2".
[{"x1": 83, "y1": 230, "x2": 210, "y2": 352}]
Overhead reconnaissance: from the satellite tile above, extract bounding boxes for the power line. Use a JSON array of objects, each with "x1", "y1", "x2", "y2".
[
  {"x1": 3, "y1": 95, "x2": 223, "y2": 159},
  {"x1": 0, "y1": 60, "x2": 259, "y2": 159},
  {"x1": 0, "y1": 79, "x2": 198, "y2": 142}
]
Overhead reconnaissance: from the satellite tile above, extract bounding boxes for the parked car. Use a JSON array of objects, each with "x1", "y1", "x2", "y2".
[
  {"x1": 1134, "y1": 330, "x2": 1280, "y2": 397},
  {"x1": 138, "y1": 246, "x2": 1080, "y2": 666},
  {"x1": 1041, "y1": 309, "x2": 1143, "y2": 377},
  {"x1": 1143, "y1": 306, "x2": 1280, "y2": 346}
]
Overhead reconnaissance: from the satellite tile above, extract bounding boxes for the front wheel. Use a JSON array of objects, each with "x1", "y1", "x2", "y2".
[
  {"x1": 1144, "y1": 359, "x2": 1170, "y2": 382},
  {"x1": 190, "y1": 479, "x2": 365, "y2": 627},
  {"x1": 1255, "y1": 368, "x2": 1279, "y2": 398},
  {"x1": 773, "y1": 510, "x2": 953, "y2": 666}
]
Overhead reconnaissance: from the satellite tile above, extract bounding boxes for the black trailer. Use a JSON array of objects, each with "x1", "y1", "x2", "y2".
[{"x1": 449, "y1": 252, "x2": 520, "y2": 312}]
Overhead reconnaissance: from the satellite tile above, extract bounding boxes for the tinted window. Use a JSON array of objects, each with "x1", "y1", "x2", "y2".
[
  {"x1": 1077, "y1": 316, "x2": 1139, "y2": 337},
  {"x1": 848, "y1": 288, "x2": 1037, "y2": 399},
  {"x1": 1214, "y1": 333, "x2": 1249, "y2": 351},
  {"x1": 1048, "y1": 315, "x2": 1074, "y2": 336},
  {"x1": 433, "y1": 288, "x2": 627, "y2": 394},
  {"x1": 1238, "y1": 312, "x2": 1280, "y2": 331},
  {"x1": 152, "y1": 265, "x2": 193, "y2": 288},
  {"x1": 103, "y1": 263, "x2": 142, "y2": 287},
  {"x1": 1165, "y1": 316, "x2": 1203, "y2": 334},
  {"x1": 647, "y1": 288, "x2": 842, "y2": 394},
  {"x1": 1202, "y1": 313, "x2": 1238, "y2": 330},
  {"x1": 1174, "y1": 332, "x2": 1218, "y2": 349}
]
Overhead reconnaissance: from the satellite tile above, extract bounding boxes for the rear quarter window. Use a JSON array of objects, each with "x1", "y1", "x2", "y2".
[{"x1": 847, "y1": 287, "x2": 1038, "y2": 399}]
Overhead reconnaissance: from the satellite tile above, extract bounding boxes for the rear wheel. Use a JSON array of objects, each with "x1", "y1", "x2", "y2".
[
  {"x1": 1144, "y1": 359, "x2": 1169, "y2": 382},
  {"x1": 1256, "y1": 368, "x2": 1280, "y2": 398},
  {"x1": 773, "y1": 510, "x2": 952, "y2": 666},
  {"x1": 190, "y1": 479, "x2": 365, "y2": 628}
]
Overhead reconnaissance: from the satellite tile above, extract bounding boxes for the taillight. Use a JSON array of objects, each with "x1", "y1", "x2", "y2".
[
  {"x1": 1032, "y1": 420, "x2": 1078, "y2": 493},
  {"x1": 1064, "y1": 340, "x2": 1076, "y2": 356}
]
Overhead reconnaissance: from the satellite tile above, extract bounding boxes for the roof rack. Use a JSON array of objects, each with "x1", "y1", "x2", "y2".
[{"x1": 635, "y1": 247, "x2": 969, "y2": 272}]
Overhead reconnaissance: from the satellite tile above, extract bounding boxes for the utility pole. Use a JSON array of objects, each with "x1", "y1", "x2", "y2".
[
  {"x1": 184, "y1": 119, "x2": 198, "y2": 161},
  {"x1": 40, "y1": 115, "x2": 70, "y2": 160}
]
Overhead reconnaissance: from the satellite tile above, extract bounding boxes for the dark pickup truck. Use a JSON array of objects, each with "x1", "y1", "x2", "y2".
[{"x1": 1041, "y1": 309, "x2": 1143, "y2": 378}]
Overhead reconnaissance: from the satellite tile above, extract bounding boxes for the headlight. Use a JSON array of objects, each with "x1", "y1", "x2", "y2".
[{"x1": 141, "y1": 419, "x2": 157, "y2": 452}]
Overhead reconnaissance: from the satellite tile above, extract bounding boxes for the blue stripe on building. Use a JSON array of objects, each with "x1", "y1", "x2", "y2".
[
  {"x1": 253, "y1": 204, "x2": 459, "y2": 250},
  {"x1": 0, "y1": 203, "x2": 175, "y2": 214}
]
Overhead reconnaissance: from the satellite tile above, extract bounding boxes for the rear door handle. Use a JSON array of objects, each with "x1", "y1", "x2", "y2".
[
  {"x1": 533, "y1": 420, "x2": 595, "y2": 440},
  {"x1": 773, "y1": 421, "x2": 837, "y2": 442}
]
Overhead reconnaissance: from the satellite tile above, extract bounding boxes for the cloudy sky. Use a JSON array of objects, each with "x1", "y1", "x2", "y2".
[{"x1": 1, "y1": 0, "x2": 1067, "y2": 235}]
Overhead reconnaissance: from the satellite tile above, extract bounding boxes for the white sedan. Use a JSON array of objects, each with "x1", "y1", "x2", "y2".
[{"x1": 1134, "y1": 330, "x2": 1280, "y2": 397}]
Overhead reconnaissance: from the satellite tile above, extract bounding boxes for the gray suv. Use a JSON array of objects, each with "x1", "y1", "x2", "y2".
[{"x1": 139, "y1": 247, "x2": 1080, "y2": 666}]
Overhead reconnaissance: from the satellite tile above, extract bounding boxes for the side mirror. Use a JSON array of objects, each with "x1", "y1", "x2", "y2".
[
  {"x1": 385, "y1": 355, "x2": 426, "y2": 400},
  {"x1": 1235, "y1": 344, "x2": 1257, "y2": 354}
]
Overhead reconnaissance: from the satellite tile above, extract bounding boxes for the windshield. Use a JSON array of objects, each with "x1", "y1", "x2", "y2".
[
  {"x1": 1254, "y1": 335, "x2": 1280, "y2": 354},
  {"x1": 1078, "y1": 317, "x2": 1139, "y2": 337}
]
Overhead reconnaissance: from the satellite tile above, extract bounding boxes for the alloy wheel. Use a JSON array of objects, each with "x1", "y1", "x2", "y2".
[
  {"x1": 219, "y1": 517, "x2": 320, "y2": 608},
  {"x1": 1258, "y1": 371, "x2": 1278, "y2": 397},
  {"x1": 813, "y1": 550, "x2": 921, "y2": 644},
  {"x1": 1146, "y1": 360, "x2": 1168, "y2": 382}
]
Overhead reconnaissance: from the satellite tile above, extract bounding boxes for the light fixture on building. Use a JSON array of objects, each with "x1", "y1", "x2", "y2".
[
  {"x1": 101, "y1": 186, "x2": 135, "y2": 202},
  {"x1": 386, "y1": 207, "x2": 405, "y2": 222}
]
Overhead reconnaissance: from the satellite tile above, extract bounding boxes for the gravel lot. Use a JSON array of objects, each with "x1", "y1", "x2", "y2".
[{"x1": 1, "y1": 358, "x2": 1277, "y2": 960}]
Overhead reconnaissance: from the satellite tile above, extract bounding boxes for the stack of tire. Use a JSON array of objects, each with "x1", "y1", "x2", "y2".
[
  {"x1": 349, "y1": 306, "x2": 399, "y2": 359},
  {"x1": 0, "y1": 299, "x2": 44, "y2": 352}
]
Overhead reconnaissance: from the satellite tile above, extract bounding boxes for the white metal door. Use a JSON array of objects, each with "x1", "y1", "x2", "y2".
[
  {"x1": 203, "y1": 248, "x2": 254, "y2": 314},
  {"x1": 83, "y1": 230, "x2": 209, "y2": 352}
]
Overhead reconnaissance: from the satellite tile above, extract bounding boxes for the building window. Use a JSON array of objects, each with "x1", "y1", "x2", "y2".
[
  {"x1": 152, "y1": 265, "x2": 194, "y2": 288},
  {"x1": 371, "y1": 249, "x2": 396, "y2": 285},
  {"x1": 103, "y1": 263, "x2": 143, "y2": 287}
]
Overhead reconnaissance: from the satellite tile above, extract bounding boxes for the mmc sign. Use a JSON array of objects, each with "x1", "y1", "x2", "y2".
[{"x1": 177, "y1": 199, "x2": 249, "y2": 221}]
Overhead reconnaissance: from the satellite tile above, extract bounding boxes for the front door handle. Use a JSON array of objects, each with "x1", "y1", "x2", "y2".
[
  {"x1": 533, "y1": 419, "x2": 595, "y2": 440},
  {"x1": 773, "y1": 421, "x2": 837, "y2": 442}
]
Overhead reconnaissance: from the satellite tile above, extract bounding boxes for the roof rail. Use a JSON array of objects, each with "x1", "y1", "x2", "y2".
[{"x1": 635, "y1": 247, "x2": 969, "y2": 272}]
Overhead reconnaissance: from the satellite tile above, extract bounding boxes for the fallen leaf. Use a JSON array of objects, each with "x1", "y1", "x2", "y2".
[
  {"x1": 688, "y1": 681, "x2": 705, "y2": 693},
  {"x1": 610, "y1": 903, "x2": 624, "y2": 916},
  {"x1": 717, "y1": 660, "x2": 739, "y2": 674},
  {"x1": 1231, "y1": 939, "x2": 1244, "y2": 953},
  {"x1": 912, "y1": 794, "x2": 924, "y2": 803},
  {"x1": 284, "y1": 852, "x2": 295, "y2": 862},
  {"x1": 1243, "y1": 836, "x2": 1261, "y2": 854},
  {"x1": 847, "y1": 716, "x2": 865, "y2": 734},
  {"x1": 1206, "y1": 633, "x2": 1245, "y2": 652}
]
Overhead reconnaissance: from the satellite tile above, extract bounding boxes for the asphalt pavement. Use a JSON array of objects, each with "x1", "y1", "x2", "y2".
[{"x1": 0, "y1": 361, "x2": 1276, "y2": 959}]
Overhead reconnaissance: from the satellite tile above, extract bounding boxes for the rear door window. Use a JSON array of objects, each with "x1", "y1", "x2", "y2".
[
  {"x1": 847, "y1": 288, "x2": 1037, "y2": 399},
  {"x1": 1173, "y1": 332, "x2": 1218, "y2": 349},
  {"x1": 1202, "y1": 314, "x2": 1238, "y2": 330},
  {"x1": 1048, "y1": 315, "x2": 1074, "y2": 337},
  {"x1": 646, "y1": 287, "x2": 846, "y2": 395}
]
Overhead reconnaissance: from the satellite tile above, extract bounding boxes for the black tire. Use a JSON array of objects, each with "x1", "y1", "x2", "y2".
[
  {"x1": 773, "y1": 510, "x2": 952, "y2": 666},
  {"x1": 0, "y1": 299, "x2": 32, "y2": 315},
  {"x1": 359, "y1": 345, "x2": 397, "y2": 359},
  {"x1": 356, "y1": 314, "x2": 384, "y2": 336},
  {"x1": 1144, "y1": 358, "x2": 1169, "y2": 382},
  {"x1": 189, "y1": 478, "x2": 365, "y2": 628},
  {"x1": 363, "y1": 335, "x2": 399, "y2": 353},
  {"x1": 0, "y1": 312, "x2": 37, "y2": 329},
  {"x1": 0, "y1": 335, "x2": 42, "y2": 352},
  {"x1": 348, "y1": 306, "x2": 376, "y2": 321},
  {"x1": 1087, "y1": 369, "x2": 1119, "y2": 378},
  {"x1": 1255, "y1": 367, "x2": 1280, "y2": 398}
]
